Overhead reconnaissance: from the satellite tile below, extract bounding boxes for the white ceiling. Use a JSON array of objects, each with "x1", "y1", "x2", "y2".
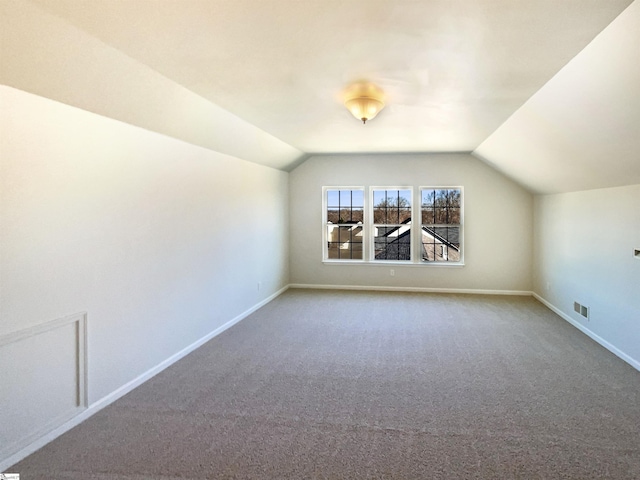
[
  {"x1": 30, "y1": 0, "x2": 632, "y2": 153},
  {"x1": 7, "y1": 0, "x2": 640, "y2": 193},
  {"x1": 475, "y1": 0, "x2": 640, "y2": 194}
]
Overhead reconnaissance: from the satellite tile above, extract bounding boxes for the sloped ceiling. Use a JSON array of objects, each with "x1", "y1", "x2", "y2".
[
  {"x1": 0, "y1": 0, "x2": 306, "y2": 170},
  {"x1": 474, "y1": 0, "x2": 640, "y2": 194},
  {"x1": 3, "y1": 0, "x2": 639, "y2": 193}
]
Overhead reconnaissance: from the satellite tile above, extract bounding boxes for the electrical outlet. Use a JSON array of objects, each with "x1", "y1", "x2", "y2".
[
  {"x1": 390, "y1": 269, "x2": 395, "y2": 277},
  {"x1": 546, "y1": 282, "x2": 550, "y2": 291},
  {"x1": 257, "y1": 281, "x2": 261, "y2": 291}
]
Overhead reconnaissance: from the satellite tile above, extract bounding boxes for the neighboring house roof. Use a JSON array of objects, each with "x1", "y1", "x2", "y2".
[
  {"x1": 422, "y1": 226, "x2": 460, "y2": 250},
  {"x1": 376, "y1": 226, "x2": 404, "y2": 237},
  {"x1": 373, "y1": 223, "x2": 461, "y2": 261},
  {"x1": 328, "y1": 220, "x2": 361, "y2": 225},
  {"x1": 374, "y1": 228, "x2": 411, "y2": 260}
]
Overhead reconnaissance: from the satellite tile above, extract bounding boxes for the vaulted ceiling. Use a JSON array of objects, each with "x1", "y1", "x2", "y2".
[{"x1": 3, "y1": 0, "x2": 640, "y2": 194}]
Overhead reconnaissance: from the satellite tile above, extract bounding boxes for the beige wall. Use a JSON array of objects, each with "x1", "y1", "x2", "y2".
[
  {"x1": 533, "y1": 184, "x2": 640, "y2": 367},
  {"x1": 1, "y1": 85, "x2": 289, "y2": 404},
  {"x1": 289, "y1": 154, "x2": 533, "y2": 292},
  {"x1": 0, "y1": 1, "x2": 297, "y2": 465}
]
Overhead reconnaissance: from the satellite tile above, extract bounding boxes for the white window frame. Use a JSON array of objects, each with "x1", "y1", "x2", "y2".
[
  {"x1": 322, "y1": 186, "x2": 365, "y2": 263},
  {"x1": 370, "y1": 186, "x2": 414, "y2": 263},
  {"x1": 418, "y1": 186, "x2": 464, "y2": 265},
  {"x1": 321, "y1": 185, "x2": 464, "y2": 266}
]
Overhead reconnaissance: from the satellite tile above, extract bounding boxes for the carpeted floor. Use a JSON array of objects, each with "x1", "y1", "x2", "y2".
[{"x1": 10, "y1": 289, "x2": 640, "y2": 479}]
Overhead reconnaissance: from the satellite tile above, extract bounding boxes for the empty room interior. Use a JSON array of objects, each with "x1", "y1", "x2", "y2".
[{"x1": 1, "y1": 0, "x2": 639, "y2": 478}]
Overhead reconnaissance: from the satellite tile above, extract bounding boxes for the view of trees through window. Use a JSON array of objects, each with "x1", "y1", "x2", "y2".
[
  {"x1": 421, "y1": 189, "x2": 461, "y2": 262},
  {"x1": 326, "y1": 189, "x2": 364, "y2": 260},
  {"x1": 373, "y1": 189, "x2": 412, "y2": 261},
  {"x1": 324, "y1": 187, "x2": 462, "y2": 263}
]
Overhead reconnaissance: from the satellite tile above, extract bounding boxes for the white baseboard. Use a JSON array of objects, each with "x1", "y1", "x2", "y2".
[
  {"x1": 10, "y1": 285, "x2": 635, "y2": 470},
  {"x1": 533, "y1": 292, "x2": 640, "y2": 372},
  {"x1": 289, "y1": 283, "x2": 533, "y2": 296},
  {"x1": 0, "y1": 285, "x2": 289, "y2": 471},
  {"x1": 292, "y1": 286, "x2": 638, "y2": 372}
]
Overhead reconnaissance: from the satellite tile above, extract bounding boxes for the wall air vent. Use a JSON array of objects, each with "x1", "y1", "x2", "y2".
[{"x1": 574, "y1": 301, "x2": 589, "y2": 320}]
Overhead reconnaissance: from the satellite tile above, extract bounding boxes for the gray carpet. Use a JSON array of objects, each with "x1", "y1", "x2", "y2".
[{"x1": 11, "y1": 289, "x2": 640, "y2": 479}]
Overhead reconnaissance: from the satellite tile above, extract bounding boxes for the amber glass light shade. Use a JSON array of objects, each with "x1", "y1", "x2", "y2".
[{"x1": 344, "y1": 83, "x2": 385, "y2": 124}]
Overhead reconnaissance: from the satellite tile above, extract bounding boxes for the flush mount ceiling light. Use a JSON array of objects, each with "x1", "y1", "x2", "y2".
[{"x1": 344, "y1": 83, "x2": 385, "y2": 124}]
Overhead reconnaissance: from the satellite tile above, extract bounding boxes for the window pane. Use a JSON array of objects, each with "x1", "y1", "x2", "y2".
[
  {"x1": 448, "y1": 189, "x2": 461, "y2": 208},
  {"x1": 327, "y1": 189, "x2": 364, "y2": 224},
  {"x1": 440, "y1": 226, "x2": 460, "y2": 245},
  {"x1": 374, "y1": 226, "x2": 411, "y2": 260},
  {"x1": 351, "y1": 190, "x2": 364, "y2": 207},
  {"x1": 445, "y1": 245, "x2": 461, "y2": 262},
  {"x1": 421, "y1": 226, "x2": 460, "y2": 262},
  {"x1": 387, "y1": 207, "x2": 399, "y2": 224},
  {"x1": 372, "y1": 189, "x2": 412, "y2": 261},
  {"x1": 434, "y1": 207, "x2": 447, "y2": 224},
  {"x1": 373, "y1": 206, "x2": 387, "y2": 224},
  {"x1": 328, "y1": 189, "x2": 364, "y2": 208},
  {"x1": 373, "y1": 189, "x2": 412, "y2": 224},
  {"x1": 327, "y1": 225, "x2": 363, "y2": 260},
  {"x1": 421, "y1": 207, "x2": 435, "y2": 224},
  {"x1": 331, "y1": 207, "x2": 362, "y2": 223},
  {"x1": 398, "y1": 189, "x2": 411, "y2": 205},
  {"x1": 449, "y1": 207, "x2": 461, "y2": 224},
  {"x1": 327, "y1": 190, "x2": 340, "y2": 207},
  {"x1": 421, "y1": 188, "x2": 461, "y2": 226},
  {"x1": 421, "y1": 189, "x2": 435, "y2": 208},
  {"x1": 339, "y1": 190, "x2": 352, "y2": 206},
  {"x1": 398, "y1": 207, "x2": 412, "y2": 224},
  {"x1": 373, "y1": 190, "x2": 386, "y2": 206}
]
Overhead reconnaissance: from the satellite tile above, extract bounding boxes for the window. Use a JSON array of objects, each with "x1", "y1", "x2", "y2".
[
  {"x1": 323, "y1": 186, "x2": 463, "y2": 265},
  {"x1": 372, "y1": 189, "x2": 412, "y2": 261},
  {"x1": 420, "y1": 188, "x2": 462, "y2": 262},
  {"x1": 324, "y1": 188, "x2": 364, "y2": 260}
]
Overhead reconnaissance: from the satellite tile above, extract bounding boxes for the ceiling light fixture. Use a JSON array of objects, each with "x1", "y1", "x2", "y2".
[{"x1": 344, "y1": 83, "x2": 385, "y2": 124}]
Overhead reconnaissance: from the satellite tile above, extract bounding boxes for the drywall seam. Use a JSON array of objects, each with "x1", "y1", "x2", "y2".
[
  {"x1": 533, "y1": 292, "x2": 640, "y2": 372},
  {"x1": 0, "y1": 285, "x2": 289, "y2": 471}
]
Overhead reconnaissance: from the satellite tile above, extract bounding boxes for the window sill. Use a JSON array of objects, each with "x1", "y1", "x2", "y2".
[{"x1": 322, "y1": 260, "x2": 465, "y2": 267}]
